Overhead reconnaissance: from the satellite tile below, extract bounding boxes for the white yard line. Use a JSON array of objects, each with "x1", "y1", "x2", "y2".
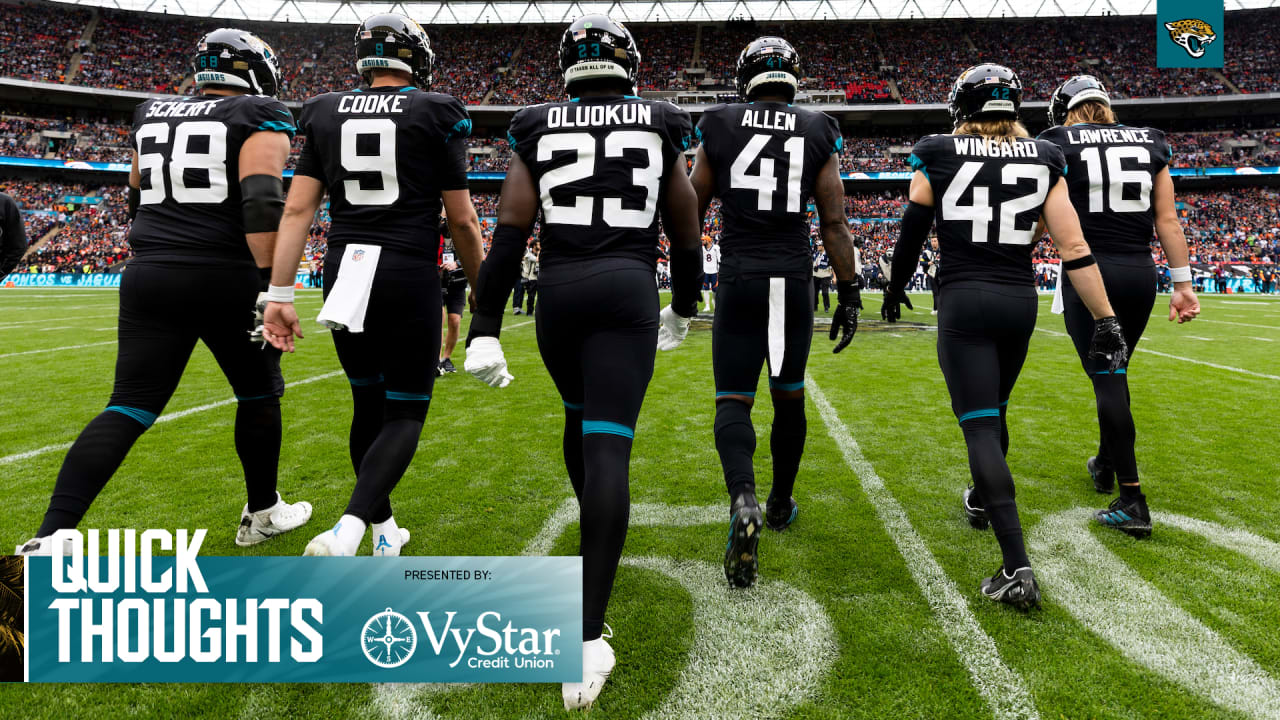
[
  {"x1": 806, "y1": 374, "x2": 1040, "y2": 720},
  {"x1": 0, "y1": 341, "x2": 115, "y2": 359},
  {"x1": 1030, "y1": 509, "x2": 1280, "y2": 720},
  {"x1": 1156, "y1": 316, "x2": 1280, "y2": 332},
  {"x1": 0, "y1": 314, "x2": 116, "y2": 329},
  {"x1": 0, "y1": 371, "x2": 344, "y2": 466},
  {"x1": 1138, "y1": 349, "x2": 1279, "y2": 381},
  {"x1": 1038, "y1": 327, "x2": 1279, "y2": 380}
]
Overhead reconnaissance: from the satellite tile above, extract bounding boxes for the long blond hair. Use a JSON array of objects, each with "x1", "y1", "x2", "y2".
[
  {"x1": 1064, "y1": 100, "x2": 1118, "y2": 125},
  {"x1": 954, "y1": 117, "x2": 1031, "y2": 143}
]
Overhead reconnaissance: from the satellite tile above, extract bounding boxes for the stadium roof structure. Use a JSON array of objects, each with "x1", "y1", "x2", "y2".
[{"x1": 48, "y1": 0, "x2": 1280, "y2": 24}]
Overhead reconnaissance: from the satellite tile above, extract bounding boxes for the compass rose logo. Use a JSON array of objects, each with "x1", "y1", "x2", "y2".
[{"x1": 361, "y1": 607, "x2": 418, "y2": 669}]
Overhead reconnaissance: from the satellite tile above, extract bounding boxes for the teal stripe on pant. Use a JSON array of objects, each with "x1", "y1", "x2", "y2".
[
  {"x1": 105, "y1": 405, "x2": 157, "y2": 429},
  {"x1": 957, "y1": 408, "x2": 1001, "y2": 424},
  {"x1": 582, "y1": 420, "x2": 634, "y2": 439}
]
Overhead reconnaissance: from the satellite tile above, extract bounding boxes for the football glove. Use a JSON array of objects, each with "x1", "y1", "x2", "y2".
[
  {"x1": 829, "y1": 280, "x2": 862, "y2": 354},
  {"x1": 248, "y1": 291, "x2": 269, "y2": 344},
  {"x1": 881, "y1": 288, "x2": 913, "y2": 323},
  {"x1": 1088, "y1": 316, "x2": 1129, "y2": 372},
  {"x1": 657, "y1": 305, "x2": 693, "y2": 351},
  {"x1": 464, "y1": 336, "x2": 513, "y2": 388}
]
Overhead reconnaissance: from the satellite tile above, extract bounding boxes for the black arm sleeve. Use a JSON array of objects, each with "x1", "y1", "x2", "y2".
[
  {"x1": 466, "y1": 223, "x2": 526, "y2": 344},
  {"x1": 0, "y1": 195, "x2": 28, "y2": 276},
  {"x1": 668, "y1": 245, "x2": 703, "y2": 318},
  {"x1": 889, "y1": 201, "x2": 932, "y2": 296}
]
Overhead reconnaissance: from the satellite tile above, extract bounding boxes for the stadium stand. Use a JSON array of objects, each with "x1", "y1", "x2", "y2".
[{"x1": 5, "y1": 6, "x2": 1279, "y2": 102}]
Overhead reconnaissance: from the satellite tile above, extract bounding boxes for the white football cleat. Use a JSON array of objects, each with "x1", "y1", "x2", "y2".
[
  {"x1": 303, "y1": 516, "x2": 365, "y2": 557},
  {"x1": 236, "y1": 493, "x2": 313, "y2": 547},
  {"x1": 372, "y1": 527, "x2": 411, "y2": 557},
  {"x1": 562, "y1": 629, "x2": 616, "y2": 710},
  {"x1": 15, "y1": 535, "x2": 76, "y2": 556}
]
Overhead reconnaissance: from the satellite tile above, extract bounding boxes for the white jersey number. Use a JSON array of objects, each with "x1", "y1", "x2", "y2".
[
  {"x1": 730, "y1": 134, "x2": 805, "y2": 212},
  {"x1": 537, "y1": 130, "x2": 663, "y2": 228},
  {"x1": 341, "y1": 118, "x2": 399, "y2": 205},
  {"x1": 135, "y1": 121, "x2": 229, "y2": 205},
  {"x1": 1079, "y1": 145, "x2": 1152, "y2": 214},
  {"x1": 941, "y1": 161, "x2": 1050, "y2": 246}
]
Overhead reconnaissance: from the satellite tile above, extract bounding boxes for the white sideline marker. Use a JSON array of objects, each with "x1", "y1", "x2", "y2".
[
  {"x1": 806, "y1": 374, "x2": 1041, "y2": 720},
  {"x1": 0, "y1": 371, "x2": 345, "y2": 466},
  {"x1": 1029, "y1": 509, "x2": 1280, "y2": 719}
]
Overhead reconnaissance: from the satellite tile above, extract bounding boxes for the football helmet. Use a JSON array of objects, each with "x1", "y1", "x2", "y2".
[
  {"x1": 355, "y1": 13, "x2": 435, "y2": 88},
  {"x1": 558, "y1": 15, "x2": 640, "y2": 94},
  {"x1": 193, "y1": 28, "x2": 282, "y2": 96},
  {"x1": 735, "y1": 36, "x2": 801, "y2": 102},
  {"x1": 1048, "y1": 74, "x2": 1111, "y2": 126},
  {"x1": 948, "y1": 64, "x2": 1022, "y2": 126}
]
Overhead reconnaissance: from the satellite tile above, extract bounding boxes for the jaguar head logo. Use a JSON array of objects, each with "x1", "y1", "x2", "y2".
[{"x1": 1164, "y1": 18, "x2": 1217, "y2": 59}]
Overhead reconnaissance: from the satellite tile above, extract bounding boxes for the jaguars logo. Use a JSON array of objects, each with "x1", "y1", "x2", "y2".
[{"x1": 1163, "y1": 18, "x2": 1217, "y2": 59}]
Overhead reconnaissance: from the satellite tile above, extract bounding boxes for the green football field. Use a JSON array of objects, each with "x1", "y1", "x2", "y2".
[{"x1": 1, "y1": 286, "x2": 1278, "y2": 720}]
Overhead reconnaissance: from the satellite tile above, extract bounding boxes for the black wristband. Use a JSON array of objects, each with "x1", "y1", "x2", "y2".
[
  {"x1": 836, "y1": 280, "x2": 859, "y2": 306},
  {"x1": 1063, "y1": 254, "x2": 1097, "y2": 271}
]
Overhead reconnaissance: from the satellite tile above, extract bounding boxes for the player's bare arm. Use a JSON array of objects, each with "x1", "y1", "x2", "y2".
[
  {"x1": 239, "y1": 129, "x2": 291, "y2": 269},
  {"x1": 262, "y1": 175, "x2": 325, "y2": 352},
  {"x1": 1152, "y1": 167, "x2": 1201, "y2": 323}
]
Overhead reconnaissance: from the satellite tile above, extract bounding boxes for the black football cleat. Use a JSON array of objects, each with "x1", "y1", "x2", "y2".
[
  {"x1": 1095, "y1": 495, "x2": 1153, "y2": 538},
  {"x1": 962, "y1": 486, "x2": 988, "y2": 531},
  {"x1": 764, "y1": 494, "x2": 798, "y2": 532},
  {"x1": 980, "y1": 566, "x2": 1040, "y2": 610},
  {"x1": 440, "y1": 358, "x2": 457, "y2": 374},
  {"x1": 724, "y1": 496, "x2": 763, "y2": 588},
  {"x1": 1087, "y1": 456, "x2": 1115, "y2": 494}
]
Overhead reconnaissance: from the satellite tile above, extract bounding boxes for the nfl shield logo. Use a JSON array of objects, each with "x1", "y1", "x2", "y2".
[{"x1": 353, "y1": 249, "x2": 366, "y2": 262}]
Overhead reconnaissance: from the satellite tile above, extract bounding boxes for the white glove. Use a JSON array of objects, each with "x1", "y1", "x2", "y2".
[
  {"x1": 464, "y1": 336, "x2": 514, "y2": 388},
  {"x1": 656, "y1": 305, "x2": 692, "y2": 351}
]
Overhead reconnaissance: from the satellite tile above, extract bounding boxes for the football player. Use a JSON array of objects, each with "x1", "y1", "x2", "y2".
[
  {"x1": 885, "y1": 65, "x2": 1128, "y2": 608},
  {"x1": 701, "y1": 234, "x2": 720, "y2": 310},
  {"x1": 462, "y1": 15, "x2": 702, "y2": 709},
  {"x1": 17, "y1": 29, "x2": 311, "y2": 554},
  {"x1": 1040, "y1": 76, "x2": 1200, "y2": 538},
  {"x1": 685, "y1": 37, "x2": 862, "y2": 588},
  {"x1": 261, "y1": 14, "x2": 485, "y2": 557}
]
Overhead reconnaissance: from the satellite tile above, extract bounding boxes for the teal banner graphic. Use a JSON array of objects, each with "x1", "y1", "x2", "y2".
[
  {"x1": 1157, "y1": 0, "x2": 1224, "y2": 68},
  {"x1": 26, "y1": 543, "x2": 581, "y2": 683}
]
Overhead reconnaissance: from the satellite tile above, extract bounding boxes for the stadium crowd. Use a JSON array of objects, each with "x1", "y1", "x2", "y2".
[{"x1": 4, "y1": 4, "x2": 1279, "y2": 103}]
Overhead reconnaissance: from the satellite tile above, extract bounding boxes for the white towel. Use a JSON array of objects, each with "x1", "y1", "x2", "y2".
[
  {"x1": 768, "y1": 278, "x2": 786, "y2": 377},
  {"x1": 1051, "y1": 267, "x2": 1065, "y2": 315},
  {"x1": 317, "y1": 244, "x2": 381, "y2": 333}
]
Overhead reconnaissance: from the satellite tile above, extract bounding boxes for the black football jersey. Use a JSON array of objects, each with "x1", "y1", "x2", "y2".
[
  {"x1": 506, "y1": 95, "x2": 692, "y2": 280},
  {"x1": 294, "y1": 86, "x2": 471, "y2": 259},
  {"x1": 695, "y1": 102, "x2": 841, "y2": 280},
  {"x1": 128, "y1": 94, "x2": 296, "y2": 263},
  {"x1": 907, "y1": 134, "x2": 1066, "y2": 286},
  {"x1": 1038, "y1": 123, "x2": 1171, "y2": 255}
]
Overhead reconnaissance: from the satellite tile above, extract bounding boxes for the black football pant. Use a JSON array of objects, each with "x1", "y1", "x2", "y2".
[
  {"x1": 536, "y1": 267, "x2": 656, "y2": 642},
  {"x1": 37, "y1": 260, "x2": 284, "y2": 537},
  {"x1": 1062, "y1": 253, "x2": 1157, "y2": 489},
  {"x1": 324, "y1": 250, "x2": 441, "y2": 526},
  {"x1": 712, "y1": 276, "x2": 814, "y2": 506},
  {"x1": 937, "y1": 281, "x2": 1037, "y2": 571}
]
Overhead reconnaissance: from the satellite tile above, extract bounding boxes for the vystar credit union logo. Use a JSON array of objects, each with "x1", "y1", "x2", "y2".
[
  {"x1": 359, "y1": 604, "x2": 563, "y2": 671},
  {"x1": 362, "y1": 608, "x2": 417, "y2": 668}
]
